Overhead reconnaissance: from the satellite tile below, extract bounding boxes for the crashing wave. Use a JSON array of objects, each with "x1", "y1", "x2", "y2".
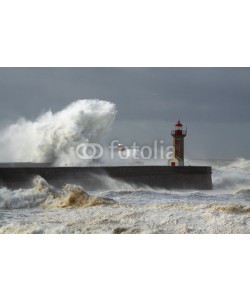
[
  {"x1": 0, "y1": 176, "x2": 115, "y2": 210},
  {"x1": 0, "y1": 99, "x2": 117, "y2": 165}
]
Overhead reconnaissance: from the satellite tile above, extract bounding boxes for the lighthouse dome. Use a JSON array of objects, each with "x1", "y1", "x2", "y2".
[{"x1": 175, "y1": 120, "x2": 183, "y2": 127}]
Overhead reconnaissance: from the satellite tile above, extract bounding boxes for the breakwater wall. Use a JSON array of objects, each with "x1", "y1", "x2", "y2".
[{"x1": 0, "y1": 164, "x2": 212, "y2": 190}]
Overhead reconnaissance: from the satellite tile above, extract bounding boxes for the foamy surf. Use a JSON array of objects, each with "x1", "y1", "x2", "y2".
[
  {"x1": 0, "y1": 176, "x2": 115, "y2": 210},
  {"x1": 0, "y1": 165, "x2": 250, "y2": 233},
  {"x1": 1, "y1": 196, "x2": 250, "y2": 234}
]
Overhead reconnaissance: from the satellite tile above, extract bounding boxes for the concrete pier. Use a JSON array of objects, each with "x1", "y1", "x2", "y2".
[{"x1": 0, "y1": 164, "x2": 213, "y2": 190}]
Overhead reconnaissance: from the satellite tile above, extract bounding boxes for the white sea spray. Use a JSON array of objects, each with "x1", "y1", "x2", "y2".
[{"x1": 0, "y1": 99, "x2": 117, "y2": 165}]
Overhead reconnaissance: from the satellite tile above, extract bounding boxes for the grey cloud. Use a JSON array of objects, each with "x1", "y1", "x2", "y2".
[{"x1": 0, "y1": 67, "x2": 250, "y2": 159}]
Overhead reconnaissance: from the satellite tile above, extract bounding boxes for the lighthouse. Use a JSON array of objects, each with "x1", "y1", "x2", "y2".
[{"x1": 169, "y1": 120, "x2": 187, "y2": 166}]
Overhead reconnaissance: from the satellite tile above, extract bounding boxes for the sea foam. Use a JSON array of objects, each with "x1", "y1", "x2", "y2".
[
  {"x1": 0, "y1": 176, "x2": 115, "y2": 210},
  {"x1": 0, "y1": 99, "x2": 117, "y2": 165}
]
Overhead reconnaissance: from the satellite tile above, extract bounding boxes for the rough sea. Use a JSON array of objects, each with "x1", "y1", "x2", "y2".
[
  {"x1": 0, "y1": 100, "x2": 249, "y2": 234},
  {"x1": 0, "y1": 158, "x2": 249, "y2": 234}
]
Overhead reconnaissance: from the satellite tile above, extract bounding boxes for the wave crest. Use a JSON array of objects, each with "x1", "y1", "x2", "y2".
[
  {"x1": 0, "y1": 176, "x2": 115, "y2": 210},
  {"x1": 208, "y1": 203, "x2": 250, "y2": 214},
  {"x1": 0, "y1": 99, "x2": 117, "y2": 165}
]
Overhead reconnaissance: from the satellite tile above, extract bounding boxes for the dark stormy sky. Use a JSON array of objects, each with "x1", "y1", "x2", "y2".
[{"x1": 0, "y1": 67, "x2": 249, "y2": 160}]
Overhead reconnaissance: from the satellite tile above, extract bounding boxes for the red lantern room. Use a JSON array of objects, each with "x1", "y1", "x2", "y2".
[{"x1": 171, "y1": 120, "x2": 187, "y2": 137}]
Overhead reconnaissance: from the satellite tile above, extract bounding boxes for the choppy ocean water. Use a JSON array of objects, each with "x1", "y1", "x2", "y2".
[
  {"x1": 0, "y1": 100, "x2": 249, "y2": 233},
  {"x1": 0, "y1": 158, "x2": 250, "y2": 234}
]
